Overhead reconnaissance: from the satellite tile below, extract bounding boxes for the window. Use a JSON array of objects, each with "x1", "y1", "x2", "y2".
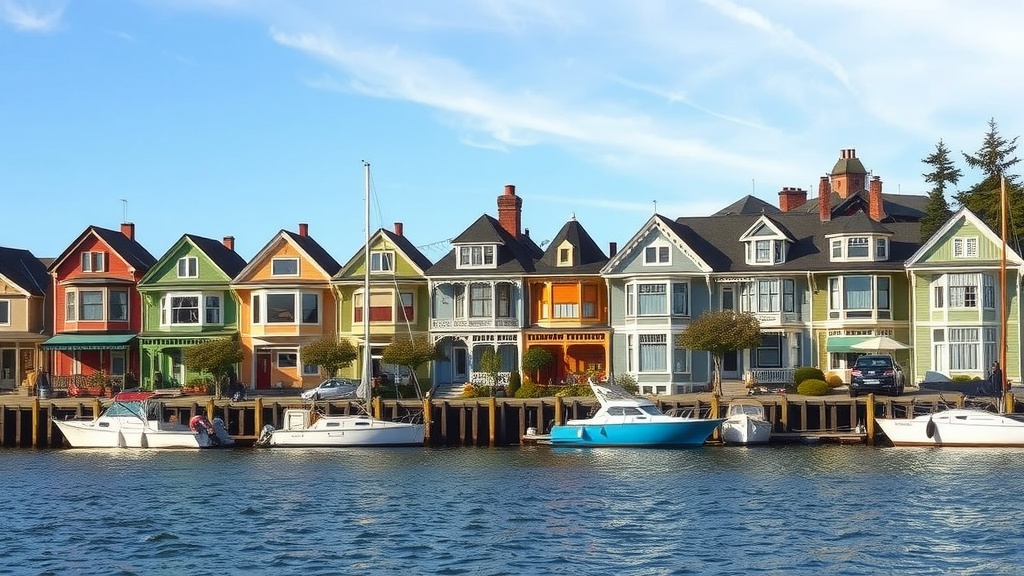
[
  {"x1": 948, "y1": 273, "x2": 979, "y2": 308},
  {"x1": 875, "y1": 239, "x2": 888, "y2": 260},
  {"x1": 582, "y1": 285, "x2": 598, "y2": 318},
  {"x1": 626, "y1": 334, "x2": 634, "y2": 372},
  {"x1": 755, "y1": 240, "x2": 771, "y2": 263},
  {"x1": 177, "y1": 257, "x2": 198, "y2": 278},
  {"x1": 81, "y1": 251, "x2": 105, "y2": 272},
  {"x1": 108, "y1": 290, "x2": 128, "y2": 321},
  {"x1": 932, "y1": 278, "x2": 944, "y2": 309},
  {"x1": 782, "y1": 279, "x2": 795, "y2": 313},
  {"x1": 949, "y1": 328, "x2": 980, "y2": 371},
  {"x1": 953, "y1": 237, "x2": 978, "y2": 258},
  {"x1": 625, "y1": 284, "x2": 635, "y2": 316},
  {"x1": 110, "y1": 352, "x2": 125, "y2": 376},
  {"x1": 266, "y1": 293, "x2": 296, "y2": 322},
  {"x1": 558, "y1": 248, "x2": 571, "y2": 265},
  {"x1": 983, "y1": 275, "x2": 995, "y2": 309},
  {"x1": 205, "y1": 296, "x2": 221, "y2": 324},
  {"x1": 756, "y1": 334, "x2": 781, "y2": 367},
  {"x1": 302, "y1": 293, "x2": 319, "y2": 323},
  {"x1": 554, "y1": 303, "x2": 578, "y2": 318},
  {"x1": 252, "y1": 295, "x2": 261, "y2": 324},
  {"x1": 637, "y1": 283, "x2": 667, "y2": 315},
  {"x1": 638, "y1": 334, "x2": 667, "y2": 372},
  {"x1": 370, "y1": 251, "x2": 394, "y2": 273},
  {"x1": 66, "y1": 292, "x2": 77, "y2": 322},
  {"x1": 758, "y1": 279, "x2": 780, "y2": 313},
  {"x1": 80, "y1": 290, "x2": 103, "y2": 321},
  {"x1": 673, "y1": 345, "x2": 689, "y2": 373},
  {"x1": 672, "y1": 283, "x2": 689, "y2": 315},
  {"x1": 302, "y1": 363, "x2": 319, "y2": 376},
  {"x1": 277, "y1": 352, "x2": 297, "y2": 369},
  {"x1": 644, "y1": 244, "x2": 670, "y2": 265},
  {"x1": 0, "y1": 300, "x2": 8, "y2": 325},
  {"x1": 847, "y1": 237, "x2": 869, "y2": 258},
  {"x1": 399, "y1": 292, "x2": 415, "y2": 322},
  {"x1": 271, "y1": 258, "x2": 299, "y2": 276},
  {"x1": 354, "y1": 292, "x2": 394, "y2": 322},
  {"x1": 458, "y1": 245, "x2": 495, "y2": 268},
  {"x1": 552, "y1": 284, "x2": 578, "y2": 319},
  {"x1": 828, "y1": 276, "x2": 890, "y2": 319},
  {"x1": 831, "y1": 240, "x2": 842, "y2": 258},
  {"x1": 496, "y1": 284, "x2": 512, "y2": 318},
  {"x1": 470, "y1": 284, "x2": 492, "y2": 317},
  {"x1": 170, "y1": 296, "x2": 199, "y2": 324}
]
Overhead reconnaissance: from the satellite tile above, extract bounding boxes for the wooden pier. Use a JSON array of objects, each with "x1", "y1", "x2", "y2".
[{"x1": 2, "y1": 390, "x2": 1014, "y2": 449}]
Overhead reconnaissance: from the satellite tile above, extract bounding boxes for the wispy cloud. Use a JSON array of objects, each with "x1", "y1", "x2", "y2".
[{"x1": 1, "y1": 0, "x2": 63, "y2": 32}]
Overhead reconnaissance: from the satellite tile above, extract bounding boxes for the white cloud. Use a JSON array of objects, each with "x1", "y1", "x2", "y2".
[{"x1": 1, "y1": 0, "x2": 63, "y2": 32}]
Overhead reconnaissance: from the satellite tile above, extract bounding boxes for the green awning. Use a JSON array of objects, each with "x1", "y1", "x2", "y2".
[
  {"x1": 826, "y1": 336, "x2": 868, "y2": 353},
  {"x1": 41, "y1": 334, "x2": 137, "y2": 351}
]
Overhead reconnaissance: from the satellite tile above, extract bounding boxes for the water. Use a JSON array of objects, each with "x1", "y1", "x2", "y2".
[{"x1": 2, "y1": 445, "x2": 1023, "y2": 575}]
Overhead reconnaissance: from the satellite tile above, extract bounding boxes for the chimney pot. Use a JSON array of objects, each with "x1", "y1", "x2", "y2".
[
  {"x1": 120, "y1": 222, "x2": 135, "y2": 240},
  {"x1": 778, "y1": 186, "x2": 808, "y2": 212},
  {"x1": 609, "y1": 242, "x2": 618, "y2": 257},
  {"x1": 394, "y1": 222, "x2": 404, "y2": 237},
  {"x1": 298, "y1": 222, "x2": 308, "y2": 237},
  {"x1": 818, "y1": 176, "x2": 832, "y2": 222},
  {"x1": 223, "y1": 236, "x2": 235, "y2": 251}
]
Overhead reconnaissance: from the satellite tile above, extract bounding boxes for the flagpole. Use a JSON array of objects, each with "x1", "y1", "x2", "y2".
[{"x1": 1000, "y1": 175, "x2": 1008, "y2": 393}]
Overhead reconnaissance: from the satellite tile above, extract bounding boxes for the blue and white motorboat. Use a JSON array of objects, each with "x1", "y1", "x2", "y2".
[{"x1": 548, "y1": 379, "x2": 724, "y2": 447}]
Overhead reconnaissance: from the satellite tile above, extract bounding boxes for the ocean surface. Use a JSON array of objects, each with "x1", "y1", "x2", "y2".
[{"x1": 2, "y1": 444, "x2": 1023, "y2": 575}]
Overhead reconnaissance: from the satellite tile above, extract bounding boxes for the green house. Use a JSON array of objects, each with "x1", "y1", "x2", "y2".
[
  {"x1": 906, "y1": 207, "x2": 1022, "y2": 385},
  {"x1": 137, "y1": 235, "x2": 247, "y2": 389}
]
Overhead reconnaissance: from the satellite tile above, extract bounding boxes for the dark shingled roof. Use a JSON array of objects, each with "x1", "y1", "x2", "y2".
[
  {"x1": 92, "y1": 226, "x2": 158, "y2": 270},
  {"x1": 713, "y1": 195, "x2": 781, "y2": 216},
  {"x1": 183, "y1": 235, "x2": 248, "y2": 278},
  {"x1": 0, "y1": 246, "x2": 49, "y2": 296},
  {"x1": 838, "y1": 212, "x2": 894, "y2": 234},
  {"x1": 674, "y1": 210, "x2": 920, "y2": 273},
  {"x1": 380, "y1": 229, "x2": 433, "y2": 271},
  {"x1": 282, "y1": 230, "x2": 341, "y2": 276},
  {"x1": 534, "y1": 218, "x2": 608, "y2": 274},
  {"x1": 831, "y1": 156, "x2": 867, "y2": 176},
  {"x1": 796, "y1": 190, "x2": 927, "y2": 222},
  {"x1": 427, "y1": 215, "x2": 538, "y2": 275}
]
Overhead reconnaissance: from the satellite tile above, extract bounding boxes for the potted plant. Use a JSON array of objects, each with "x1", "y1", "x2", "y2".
[{"x1": 86, "y1": 371, "x2": 109, "y2": 397}]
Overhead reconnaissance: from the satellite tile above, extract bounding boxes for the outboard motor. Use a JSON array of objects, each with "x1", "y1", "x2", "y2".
[
  {"x1": 256, "y1": 424, "x2": 276, "y2": 447},
  {"x1": 212, "y1": 417, "x2": 235, "y2": 447}
]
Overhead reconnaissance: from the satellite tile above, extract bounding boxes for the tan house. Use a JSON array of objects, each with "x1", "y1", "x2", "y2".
[{"x1": 0, "y1": 247, "x2": 51, "y2": 391}]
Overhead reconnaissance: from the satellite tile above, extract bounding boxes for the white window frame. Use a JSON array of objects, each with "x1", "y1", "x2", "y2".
[
  {"x1": 271, "y1": 257, "x2": 300, "y2": 277},
  {"x1": 846, "y1": 237, "x2": 870, "y2": 260},
  {"x1": 81, "y1": 251, "x2": 106, "y2": 273},
  {"x1": 251, "y1": 290, "x2": 319, "y2": 325},
  {"x1": 826, "y1": 275, "x2": 891, "y2": 320},
  {"x1": 953, "y1": 237, "x2": 979, "y2": 259},
  {"x1": 643, "y1": 243, "x2": 671, "y2": 266},
  {"x1": 162, "y1": 292, "x2": 224, "y2": 326},
  {"x1": 638, "y1": 333, "x2": 668, "y2": 373},
  {"x1": 457, "y1": 245, "x2": 496, "y2": 269},
  {"x1": 370, "y1": 251, "x2": 394, "y2": 273},
  {"x1": 277, "y1": 352, "x2": 298, "y2": 369},
  {"x1": 875, "y1": 238, "x2": 888, "y2": 260},
  {"x1": 177, "y1": 257, "x2": 198, "y2": 278}
]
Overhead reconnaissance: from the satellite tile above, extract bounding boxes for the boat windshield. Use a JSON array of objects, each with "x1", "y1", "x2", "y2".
[
  {"x1": 729, "y1": 404, "x2": 764, "y2": 417},
  {"x1": 105, "y1": 401, "x2": 146, "y2": 419},
  {"x1": 640, "y1": 405, "x2": 663, "y2": 416}
]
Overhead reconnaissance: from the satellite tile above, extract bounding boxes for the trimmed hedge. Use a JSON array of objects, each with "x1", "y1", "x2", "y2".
[
  {"x1": 824, "y1": 371, "x2": 844, "y2": 388},
  {"x1": 797, "y1": 379, "x2": 830, "y2": 396},
  {"x1": 793, "y1": 367, "x2": 826, "y2": 386}
]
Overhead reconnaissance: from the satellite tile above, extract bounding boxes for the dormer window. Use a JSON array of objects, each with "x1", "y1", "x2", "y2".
[
  {"x1": 875, "y1": 239, "x2": 888, "y2": 260},
  {"x1": 953, "y1": 237, "x2": 978, "y2": 258},
  {"x1": 81, "y1": 251, "x2": 106, "y2": 273},
  {"x1": 559, "y1": 248, "x2": 571, "y2": 265},
  {"x1": 739, "y1": 217, "x2": 790, "y2": 266},
  {"x1": 271, "y1": 257, "x2": 299, "y2": 276},
  {"x1": 177, "y1": 257, "x2": 198, "y2": 278},
  {"x1": 643, "y1": 243, "x2": 670, "y2": 266},
  {"x1": 828, "y1": 234, "x2": 891, "y2": 262},
  {"x1": 847, "y1": 237, "x2": 869, "y2": 258},
  {"x1": 370, "y1": 251, "x2": 394, "y2": 273},
  {"x1": 457, "y1": 245, "x2": 496, "y2": 269}
]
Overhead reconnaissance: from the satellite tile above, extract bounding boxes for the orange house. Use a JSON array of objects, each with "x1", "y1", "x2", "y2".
[
  {"x1": 523, "y1": 217, "x2": 611, "y2": 384},
  {"x1": 232, "y1": 223, "x2": 341, "y2": 390}
]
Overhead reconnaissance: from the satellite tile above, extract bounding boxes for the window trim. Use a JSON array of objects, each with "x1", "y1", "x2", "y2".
[
  {"x1": 271, "y1": 257, "x2": 300, "y2": 277},
  {"x1": 250, "y1": 289, "x2": 321, "y2": 325},
  {"x1": 952, "y1": 237, "x2": 979, "y2": 259},
  {"x1": 177, "y1": 256, "x2": 199, "y2": 278},
  {"x1": 456, "y1": 245, "x2": 497, "y2": 269},
  {"x1": 643, "y1": 243, "x2": 671, "y2": 266},
  {"x1": 370, "y1": 250, "x2": 395, "y2": 274},
  {"x1": 826, "y1": 275, "x2": 892, "y2": 320}
]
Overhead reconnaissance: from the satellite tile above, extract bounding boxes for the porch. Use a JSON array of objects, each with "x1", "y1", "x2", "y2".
[{"x1": 748, "y1": 368, "x2": 796, "y2": 385}]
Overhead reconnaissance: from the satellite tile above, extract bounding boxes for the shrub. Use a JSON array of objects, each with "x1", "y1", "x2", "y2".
[
  {"x1": 951, "y1": 374, "x2": 976, "y2": 382},
  {"x1": 793, "y1": 367, "x2": 826, "y2": 386},
  {"x1": 514, "y1": 379, "x2": 545, "y2": 398},
  {"x1": 507, "y1": 370, "x2": 522, "y2": 397},
  {"x1": 824, "y1": 371, "x2": 844, "y2": 388},
  {"x1": 556, "y1": 383, "x2": 593, "y2": 397},
  {"x1": 797, "y1": 379, "x2": 830, "y2": 396},
  {"x1": 615, "y1": 373, "x2": 639, "y2": 394}
]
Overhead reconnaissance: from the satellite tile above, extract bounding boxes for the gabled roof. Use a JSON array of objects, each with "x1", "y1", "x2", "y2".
[
  {"x1": 427, "y1": 215, "x2": 538, "y2": 276},
  {"x1": 674, "y1": 210, "x2": 920, "y2": 273},
  {"x1": 0, "y1": 247, "x2": 49, "y2": 296},
  {"x1": 905, "y1": 206, "x2": 1024, "y2": 267},
  {"x1": 713, "y1": 195, "x2": 781, "y2": 216},
  {"x1": 797, "y1": 190, "x2": 928, "y2": 222},
  {"x1": 534, "y1": 218, "x2": 608, "y2": 274},
  {"x1": 835, "y1": 211, "x2": 894, "y2": 235},
  {"x1": 335, "y1": 228, "x2": 434, "y2": 279},
  {"x1": 601, "y1": 214, "x2": 714, "y2": 274},
  {"x1": 234, "y1": 229, "x2": 341, "y2": 282},
  {"x1": 738, "y1": 215, "x2": 796, "y2": 243},
  {"x1": 47, "y1": 225, "x2": 157, "y2": 274},
  {"x1": 184, "y1": 234, "x2": 247, "y2": 278}
]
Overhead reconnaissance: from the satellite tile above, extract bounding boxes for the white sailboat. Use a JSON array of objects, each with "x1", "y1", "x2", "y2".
[
  {"x1": 877, "y1": 176, "x2": 1024, "y2": 447},
  {"x1": 256, "y1": 162, "x2": 425, "y2": 447}
]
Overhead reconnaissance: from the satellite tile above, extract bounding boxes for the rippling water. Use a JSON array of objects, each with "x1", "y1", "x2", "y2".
[{"x1": 3, "y1": 445, "x2": 1024, "y2": 575}]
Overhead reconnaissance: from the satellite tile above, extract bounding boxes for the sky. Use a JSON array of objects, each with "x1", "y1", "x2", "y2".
[{"x1": 3, "y1": 0, "x2": 1023, "y2": 263}]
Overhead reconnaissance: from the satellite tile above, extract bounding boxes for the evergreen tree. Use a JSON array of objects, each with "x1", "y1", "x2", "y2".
[
  {"x1": 919, "y1": 139, "x2": 959, "y2": 241},
  {"x1": 954, "y1": 118, "x2": 1024, "y2": 240}
]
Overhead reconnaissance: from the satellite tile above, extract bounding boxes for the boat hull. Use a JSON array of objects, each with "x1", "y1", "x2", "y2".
[
  {"x1": 263, "y1": 414, "x2": 425, "y2": 447},
  {"x1": 54, "y1": 420, "x2": 215, "y2": 449},
  {"x1": 721, "y1": 415, "x2": 773, "y2": 444},
  {"x1": 548, "y1": 418, "x2": 724, "y2": 447},
  {"x1": 876, "y1": 409, "x2": 1024, "y2": 447}
]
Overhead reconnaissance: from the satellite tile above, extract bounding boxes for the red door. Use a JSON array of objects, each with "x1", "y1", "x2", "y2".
[{"x1": 256, "y1": 352, "x2": 271, "y2": 389}]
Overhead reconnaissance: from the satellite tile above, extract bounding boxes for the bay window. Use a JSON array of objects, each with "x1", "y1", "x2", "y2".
[
  {"x1": 741, "y1": 279, "x2": 797, "y2": 314},
  {"x1": 827, "y1": 276, "x2": 890, "y2": 319},
  {"x1": 672, "y1": 283, "x2": 689, "y2": 315},
  {"x1": 638, "y1": 334, "x2": 667, "y2": 372},
  {"x1": 637, "y1": 284, "x2": 666, "y2": 315},
  {"x1": 252, "y1": 291, "x2": 321, "y2": 324},
  {"x1": 80, "y1": 291, "x2": 103, "y2": 321}
]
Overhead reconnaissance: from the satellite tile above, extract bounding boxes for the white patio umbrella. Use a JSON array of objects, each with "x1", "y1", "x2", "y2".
[{"x1": 850, "y1": 336, "x2": 910, "y2": 352}]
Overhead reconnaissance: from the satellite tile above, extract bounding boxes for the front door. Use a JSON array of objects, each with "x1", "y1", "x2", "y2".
[
  {"x1": 720, "y1": 286, "x2": 739, "y2": 379},
  {"x1": 256, "y1": 352, "x2": 272, "y2": 389},
  {"x1": 0, "y1": 349, "x2": 15, "y2": 388}
]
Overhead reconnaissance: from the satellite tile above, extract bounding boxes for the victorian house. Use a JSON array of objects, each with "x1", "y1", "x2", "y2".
[
  {"x1": 232, "y1": 223, "x2": 340, "y2": 391},
  {"x1": 42, "y1": 223, "x2": 156, "y2": 392},
  {"x1": 333, "y1": 222, "x2": 433, "y2": 386},
  {"x1": 906, "y1": 207, "x2": 1021, "y2": 385},
  {"x1": 426, "y1": 185, "x2": 541, "y2": 395},
  {"x1": 136, "y1": 234, "x2": 247, "y2": 389},
  {"x1": 523, "y1": 216, "x2": 610, "y2": 385},
  {"x1": 0, "y1": 247, "x2": 50, "y2": 391}
]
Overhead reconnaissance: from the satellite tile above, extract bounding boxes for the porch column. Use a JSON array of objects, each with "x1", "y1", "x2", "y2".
[{"x1": 787, "y1": 332, "x2": 799, "y2": 367}]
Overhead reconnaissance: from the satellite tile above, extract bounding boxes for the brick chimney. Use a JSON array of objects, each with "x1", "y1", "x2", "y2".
[
  {"x1": 609, "y1": 242, "x2": 618, "y2": 257},
  {"x1": 497, "y1": 184, "x2": 522, "y2": 237},
  {"x1": 778, "y1": 187, "x2": 808, "y2": 212},
  {"x1": 818, "y1": 176, "x2": 831, "y2": 222},
  {"x1": 120, "y1": 222, "x2": 135, "y2": 240},
  {"x1": 223, "y1": 236, "x2": 235, "y2": 251},
  {"x1": 393, "y1": 222, "x2": 404, "y2": 237},
  {"x1": 869, "y1": 176, "x2": 885, "y2": 222},
  {"x1": 298, "y1": 222, "x2": 308, "y2": 237}
]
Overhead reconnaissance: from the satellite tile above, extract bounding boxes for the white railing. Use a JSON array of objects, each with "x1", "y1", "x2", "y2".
[
  {"x1": 749, "y1": 368, "x2": 795, "y2": 385},
  {"x1": 753, "y1": 312, "x2": 801, "y2": 325},
  {"x1": 431, "y1": 317, "x2": 519, "y2": 330},
  {"x1": 470, "y1": 371, "x2": 511, "y2": 387}
]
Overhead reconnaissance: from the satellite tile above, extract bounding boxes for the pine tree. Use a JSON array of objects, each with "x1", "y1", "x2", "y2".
[
  {"x1": 920, "y1": 139, "x2": 960, "y2": 241},
  {"x1": 954, "y1": 118, "x2": 1024, "y2": 239}
]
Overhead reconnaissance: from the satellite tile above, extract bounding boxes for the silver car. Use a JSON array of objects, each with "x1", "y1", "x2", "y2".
[{"x1": 300, "y1": 378, "x2": 359, "y2": 401}]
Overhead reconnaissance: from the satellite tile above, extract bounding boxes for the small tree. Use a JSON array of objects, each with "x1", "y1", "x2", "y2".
[
  {"x1": 479, "y1": 348, "x2": 503, "y2": 395},
  {"x1": 300, "y1": 336, "x2": 358, "y2": 379},
  {"x1": 381, "y1": 335, "x2": 446, "y2": 397},
  {"x1": 183, "y1": 335, "x2": 244, "y2": 399},
  {"x1": 677, "y1": 311, "x2": 762, "y2": 397},
  {"x1": 521, "y1": 347, "x2": 554, "y2": 384}
]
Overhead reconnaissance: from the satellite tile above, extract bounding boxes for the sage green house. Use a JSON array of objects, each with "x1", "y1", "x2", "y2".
[
  {"x1": 137, "y1": 235, "x2": 247, "y2": 389},
  {"x1": 906, "y1": 207, "x2": 1022, "y2": 385}
]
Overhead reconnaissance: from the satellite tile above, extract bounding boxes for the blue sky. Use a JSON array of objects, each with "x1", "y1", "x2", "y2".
[{"x1": 3, "y1": 0, "x2": 1023, "y2": 263}]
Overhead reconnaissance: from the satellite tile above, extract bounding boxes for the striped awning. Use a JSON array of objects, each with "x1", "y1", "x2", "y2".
[
  {"x1": 825, "y1": 336, "x2": 868, "y2": 353},
  {"x1": 41, "y1": 334, "x2": 137, "y2": 351}
]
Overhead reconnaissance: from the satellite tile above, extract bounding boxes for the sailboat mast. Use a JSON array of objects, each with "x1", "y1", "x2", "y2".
[
  {"x1": 1000, "y1": 175, "x2": 1008, "y2": 393},
  {"x1": 363, "y1": 161, "x2": 372, "y2": 398}
]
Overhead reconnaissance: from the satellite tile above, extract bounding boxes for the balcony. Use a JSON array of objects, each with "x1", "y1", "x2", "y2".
[
  {"x1": 752, "y1": 312, "x2": 801, "y2": 326},
  {"x1": 431, "y1": 317, "x2": 519, "y2": 330}
]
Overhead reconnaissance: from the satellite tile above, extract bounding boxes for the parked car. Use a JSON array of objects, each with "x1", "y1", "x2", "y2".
[
  {"x1": 300, "y1": 378, "x2": 359, "y2": 401},
  {"x1": 849, "y1": 355, "x2": 905, "y2": 397}
]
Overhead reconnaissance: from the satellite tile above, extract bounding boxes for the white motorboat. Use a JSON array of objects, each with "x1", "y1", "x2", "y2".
[
  {"x1": 54, "y1": 391, "x2": 234, "y2": 449},
  {"x1": 875, "y1": 408, "x2": 1024, "y2": 447},
  {"x1": 255, "y1": 162, "x2": 425, "y2": 448},
  {"x1": 720, "y1": 399, "x2": 773, "y2": 444}
]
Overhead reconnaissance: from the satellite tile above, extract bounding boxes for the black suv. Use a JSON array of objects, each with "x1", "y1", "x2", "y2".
[{"x1": 849, "y1": 354, "x2": 905, "y2": 397}]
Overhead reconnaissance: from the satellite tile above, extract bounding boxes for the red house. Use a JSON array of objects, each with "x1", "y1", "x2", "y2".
[{"x1": 42, "y1": 223, "x2": 156, "y2": 394}]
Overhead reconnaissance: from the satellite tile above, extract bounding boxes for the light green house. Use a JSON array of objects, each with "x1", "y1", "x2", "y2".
[
  {"x1": 906, "y1": 207, "x2": 1022, "y2": 385},
  {"x1": 137, "y1": 235, "x2": 247, "y2": 389},
  {"x1": 332, "y1": 223, "x2": 433, "y2": 387}
]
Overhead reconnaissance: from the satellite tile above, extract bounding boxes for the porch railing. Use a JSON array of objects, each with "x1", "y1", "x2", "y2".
[
  {"x1": 749, "y1": 368, "x2": 795, "y2": 385},
  {"x1": 470, "y1": 371, "x2": 511, "y2": 387}
]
